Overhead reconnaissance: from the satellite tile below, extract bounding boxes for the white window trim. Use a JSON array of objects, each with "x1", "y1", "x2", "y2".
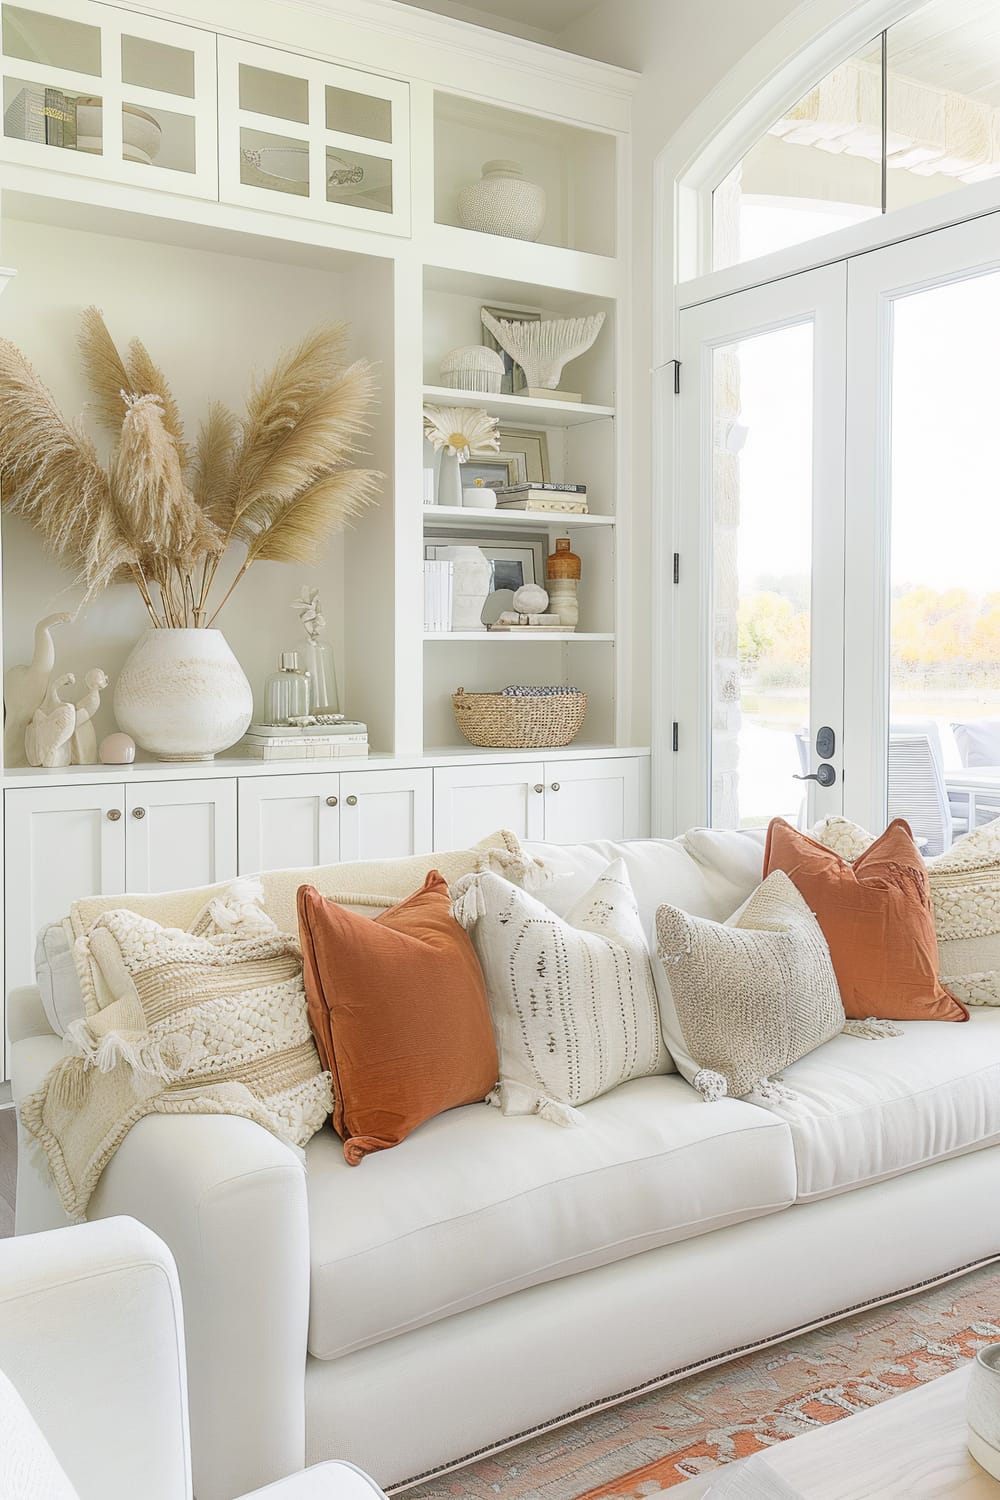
[{"x1": 650, "y1": 0, "x2": 1000, "y2": 835}]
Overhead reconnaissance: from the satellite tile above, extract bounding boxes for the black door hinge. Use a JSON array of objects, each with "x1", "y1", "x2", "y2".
[
  {"x1": 672, "y1": 722, "x2": 679, "y2": 752},
  {"x1": 673, "y1": 552, "x2": 679, "y2": 584}
]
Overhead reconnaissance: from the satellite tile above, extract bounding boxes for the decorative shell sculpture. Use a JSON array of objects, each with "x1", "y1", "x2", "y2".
[
  {"x1": 480, "y1": 309, "x2": 606, "y2": 393},
  {"x1": 422, "y1": 405, "x2": 500, "y2": 461}
]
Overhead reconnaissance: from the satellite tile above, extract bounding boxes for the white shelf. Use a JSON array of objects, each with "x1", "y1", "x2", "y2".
[
  {"x1": 422, "y1": 385, "x2": 614, "y2": 429},
  {"x1": 423, "y1": 505, "x2": 613, "y2": 529},
  {"x1": 424, "y1": 631, "x2": 614, "y2": 642}
]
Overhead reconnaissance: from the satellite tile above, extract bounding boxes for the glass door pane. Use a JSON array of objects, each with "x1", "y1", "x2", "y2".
[{"x1": 710, "y1": 324, "x2": 814, "y2": 828}]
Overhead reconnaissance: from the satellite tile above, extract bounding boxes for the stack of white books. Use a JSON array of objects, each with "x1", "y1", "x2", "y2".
[
  {"x1": 424, "y1": 559, "x2": 454, "y2": 631},
  {"x1": 239, "y1": 721, "x2": 369, "y2": 760}
]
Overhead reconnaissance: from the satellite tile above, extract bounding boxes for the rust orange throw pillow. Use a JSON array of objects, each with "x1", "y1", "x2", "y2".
[
  {"x1": 763, "y1": 817, "x2": 967, "y2": 1022},
  {"x1": 297, "y1": 871, "x2": 498, "y2": 1165}
]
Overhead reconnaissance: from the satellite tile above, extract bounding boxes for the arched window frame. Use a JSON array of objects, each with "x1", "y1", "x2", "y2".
[{"x1": 649, "y1": 0, "x2": 1000, "y2": 834}]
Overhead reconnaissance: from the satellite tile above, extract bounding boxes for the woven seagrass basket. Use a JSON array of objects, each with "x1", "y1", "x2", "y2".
[{"x1": 451, "y1": 687, "x2": 588, "y2": 749}]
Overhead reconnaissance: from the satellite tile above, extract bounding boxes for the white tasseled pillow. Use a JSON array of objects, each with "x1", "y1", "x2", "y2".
[{"x1": 452, "y1": 858, "x2": 667, "y2": 1123}]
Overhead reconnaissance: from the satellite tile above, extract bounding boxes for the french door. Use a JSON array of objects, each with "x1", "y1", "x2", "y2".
[
  {"x1": 674, "y1": 210, "x2": 1000, "y2": 846},
  {"x1": 674, "y1": 265, "x2": 847, "y2": 831}
]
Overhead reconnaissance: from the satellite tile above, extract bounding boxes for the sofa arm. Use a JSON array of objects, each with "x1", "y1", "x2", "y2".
[
  {"x1": 7, "y1": 984, "x2": 54, "y2": 1044},
  {"x1": 0, "y1": 1217, "x2": 189, "y2": 1500},
  {"x1": 242, "y1": 1462, "x2": 388, "y2": 1499},
  {"x1": 89, "y1": 1113, "x2": 310, "y2": 1500}
]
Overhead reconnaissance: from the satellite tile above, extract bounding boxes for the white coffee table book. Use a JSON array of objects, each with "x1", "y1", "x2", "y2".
[{"x1": 671, "y1": 1367, "x2": 998, "y2": 1498}]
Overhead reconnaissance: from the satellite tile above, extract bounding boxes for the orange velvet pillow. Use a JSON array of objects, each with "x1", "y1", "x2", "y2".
[
  {"x1": 297, "y1": 871, "x2": 498, "y2": 1165},
  {"x1": 763, "y1": 817, "x2": 967, "y2": 1022}
]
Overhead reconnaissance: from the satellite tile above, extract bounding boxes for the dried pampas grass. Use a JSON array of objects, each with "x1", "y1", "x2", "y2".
[{"x1": 0, "y1": 311, "x2": 381, "y2": 628}]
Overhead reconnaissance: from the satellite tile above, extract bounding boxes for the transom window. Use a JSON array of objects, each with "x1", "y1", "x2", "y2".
[{"x1": 713, "y1": 0, "x2": 1000, "y2": 268}]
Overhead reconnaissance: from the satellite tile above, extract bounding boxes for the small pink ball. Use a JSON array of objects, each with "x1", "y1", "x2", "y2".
[{"x1": 99, "y1": 732, "x2": 136, "y2": 765}]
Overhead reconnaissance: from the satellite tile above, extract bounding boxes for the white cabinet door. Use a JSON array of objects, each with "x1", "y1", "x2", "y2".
[
  {"x1": 0, "y1": 0, "x2": 218, "y2": 197},
  {"x1": 4, "y1": 783, "x2": 126, "y2": 995},
  {"x1": 125, "y1": 779, "x2": 237, "y2": 893},
  {"x1": 433, "y1": 763, "x2": 545, "y2": 850},
  {"x1": 217, "y1": 36, "x2": 409, "y2": 235},
  {"x1": 340, "y1": 769, "x2": 432, "y2": 862},
  {"x1": 541, "y1": 756, "x2": 642, "y2": 844},
  {"x1": 237, "y1": 773, "x2": 341, "y2": 874}
]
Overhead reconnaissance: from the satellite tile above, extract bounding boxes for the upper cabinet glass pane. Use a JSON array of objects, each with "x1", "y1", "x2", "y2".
[
  {"x1": 325, "y1": 84, "x2": 391, "y2": 143},
  {"x1": 713, "y1": 39, "x2": 882, "y2": 270},
  {"x1": 239, "y1": 63, "x2": 308, "y2": 124},
  {"x1": 1, "y1": 4, "x2": 100, "y2": 75},
  {"x1": 121, "y1": 34, "x2": 195, "y2": 99},
  {"x1": 886, "y1": 0, "x2": 1000, "y2": 212}
]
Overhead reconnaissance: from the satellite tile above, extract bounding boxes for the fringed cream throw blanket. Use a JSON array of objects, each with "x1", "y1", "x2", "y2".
[{"x1": 22, "y1": 880, "x2": 333, "y2": 1219}]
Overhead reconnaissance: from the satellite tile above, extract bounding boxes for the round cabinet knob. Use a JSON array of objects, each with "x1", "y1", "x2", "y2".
[
  {"x1": 346, "y1": 795, "x2": 358, "y2": 806},
  {"x1": 132, "y1": 806, "x2": 146, "y2": 819},
  {"x1": 326, "y1": 796, "x2": 338, "y2": 808},
  {"x1": 107, "y1": 808, "x2": 122, "y2": 822},
  {"x1": 550, "y1": 782, "x2": 561, "y2": 792},
  {"x1": 534, "y1": 784, "x2": 545, "y2": 794}
]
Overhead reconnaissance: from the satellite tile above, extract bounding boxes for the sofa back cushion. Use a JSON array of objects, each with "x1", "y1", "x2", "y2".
[
  {"x1": 952, "y1": 718, "x2": 1000, "y2": 768},
  {"x1": 298, "y1": 872, "x2": 498, "y2": 1165}
]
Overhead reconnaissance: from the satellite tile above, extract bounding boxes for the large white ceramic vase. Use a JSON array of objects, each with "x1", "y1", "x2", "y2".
[{"x1": 113, "y1": 628, "x2": 253, "y2": 761}]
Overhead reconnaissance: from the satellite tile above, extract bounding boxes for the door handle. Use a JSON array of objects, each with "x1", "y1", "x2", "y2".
[
  {"x1": 793, "y1": 763, "x2": 837, "y2": 788},
  {"x1": 345, "y1": 795, "x2": 358, "y2": 806},
  {"x1": 107, "y1": 808, "x2": 122, "y2": 821},
  {"x1": 326, "y1": 796, "x2": 338, "y2": 807},
  {"x1": 131, "y1": 806, "x2": 146, "y2": 819}
]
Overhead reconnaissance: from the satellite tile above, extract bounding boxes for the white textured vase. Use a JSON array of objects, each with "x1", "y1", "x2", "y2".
[
  {"x1": 439, "y1": 546, "x2": 492, "y2": 632},
  {"x1": 457, "y1": 159, "x2": 545, "y2": 242},
  {"x1": 113, "y1": 628, "x2": 253, "y2": 761}
]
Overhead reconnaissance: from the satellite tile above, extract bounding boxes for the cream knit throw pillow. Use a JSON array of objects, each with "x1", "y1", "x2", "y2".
[
  {"x1": 452, "y1": 859, "x2": 666, "y2": 1124},
  {"x1": 814, "y1": 814, "x2": 1000, "y2": 1006},
  {"x1": 655, "y1": 871, "x2": 846, "y2": 1101},
  {"x1": 21, "y1": 879, "x2": 333, "y2": 1219}
]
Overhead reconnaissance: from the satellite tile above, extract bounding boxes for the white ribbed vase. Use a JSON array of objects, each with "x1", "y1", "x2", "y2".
[
  {"x1": 113, "y1": 628, "x2": 253, "y2": 761},
  {"x1": 457, "y1": 159, "x2": 545, "y2": 241}
]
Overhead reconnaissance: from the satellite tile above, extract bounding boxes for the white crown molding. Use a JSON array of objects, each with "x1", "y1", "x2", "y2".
[{"x1": 133, "y1": 0, "x2": 638, "y2": 100}]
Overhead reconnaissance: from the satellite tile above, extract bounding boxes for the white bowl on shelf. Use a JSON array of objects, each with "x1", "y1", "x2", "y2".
[{"x1": 75, "y1": 99, "x2": 162, "y2": 163}]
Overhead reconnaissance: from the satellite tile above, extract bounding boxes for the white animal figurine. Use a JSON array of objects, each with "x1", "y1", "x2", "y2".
[
  {"x1": 25, "y1": 672, "x2": 76, "y2": 768},
  {"x1": 71, "y1": 667, "x2": 109, "y2": 765},
  {"x1": 3, "y1": 612, "x2": 71, "y2": 768}
]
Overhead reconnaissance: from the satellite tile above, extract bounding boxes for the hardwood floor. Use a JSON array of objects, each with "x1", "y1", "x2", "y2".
[{"x1": 0, "y1": 1107, "x2": 16, "y2": 1238}]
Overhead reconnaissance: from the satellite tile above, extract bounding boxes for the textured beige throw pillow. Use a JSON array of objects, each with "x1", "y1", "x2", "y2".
[
  {"x1": 655, "y1": 870, "x2": 845, "y2": 1101},
  {"x1": 22, "y1": 879, "x2": 333, "y2": 1219},
  {"x1": 814, "y1": 814, "x2": 1000, "y2": 1006},
  {"x1": 452, "y1": 858, "x2": 666, "y2": 1123}
]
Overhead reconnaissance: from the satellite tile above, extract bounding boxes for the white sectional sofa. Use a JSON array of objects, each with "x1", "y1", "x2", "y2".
[{"x1": 10, "y1": 829, "x2": 1000, "y2": 1500}]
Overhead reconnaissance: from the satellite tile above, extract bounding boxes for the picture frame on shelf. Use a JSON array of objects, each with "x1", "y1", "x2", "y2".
[
  {"x1": 498, "y1": 426, "x2": 551, "y2": 483},
  {"x1": 461, "y1": 452, "x2": 526, "y2": 490},
  {"x1": 481, "y1": 305, "x2": 540, "y2": 394},
  {"x1": 425, "y1": 535, "x2": 545, "y2": 593}
]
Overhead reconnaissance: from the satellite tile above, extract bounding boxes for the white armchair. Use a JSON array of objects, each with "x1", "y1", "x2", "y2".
[{"x1": 0, "y1": 1217, "x2": 387, "y2": 1500}]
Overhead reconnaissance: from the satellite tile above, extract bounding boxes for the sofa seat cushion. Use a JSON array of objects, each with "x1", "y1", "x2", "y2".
[
  {"x1": 755, "y1": 1007, "x2": 1000, "y2": 1201},
  {"x1": 304, "y1": 1075, "x2": 795, "y2": 1360}
]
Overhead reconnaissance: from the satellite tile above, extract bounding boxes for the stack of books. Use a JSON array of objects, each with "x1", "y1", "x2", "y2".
[
  {"x1": 239, "y1": 721, "x2": 369, "y2": 760},
  {"x1": 495, "y1": 482, "x2": 588, "y2": 514},
  {"x1": 4, "y1": 86, "x2": 77, "y2": 147},
  {"x1": 424, "y1": 559, "x2": 454, "y2": 631}
]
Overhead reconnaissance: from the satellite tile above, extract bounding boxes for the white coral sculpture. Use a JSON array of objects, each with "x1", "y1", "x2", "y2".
[
  {"x1": 293, "y1": 584, "x2": 325, "y2": 641},
  {"x1": 422, "y1": 405, "x2": 500, "y2": 462},
  {"x1": 479, "y1": 310, "x2": 606, "y2": 392}
]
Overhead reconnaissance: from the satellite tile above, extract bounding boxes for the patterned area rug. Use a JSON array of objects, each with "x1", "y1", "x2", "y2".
[{"x1": 406, "y1": 1263, "x2": 1000, "y2": 1499}]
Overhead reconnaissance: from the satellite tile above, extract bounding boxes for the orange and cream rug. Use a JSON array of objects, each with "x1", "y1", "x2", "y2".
[{"x1": 407, "y1": 1263, "x2": 1000, "y2": 1499}]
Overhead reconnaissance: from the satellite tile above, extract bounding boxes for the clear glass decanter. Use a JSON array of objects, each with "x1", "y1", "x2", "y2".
[{"x1": 264, "y1": 652, "x2": 311, "y2": 725}]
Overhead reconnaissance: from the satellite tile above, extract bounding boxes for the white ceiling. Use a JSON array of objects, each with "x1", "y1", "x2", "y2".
[{"x1": 392, "y1": 0, "x2": 600, "y2": 37}]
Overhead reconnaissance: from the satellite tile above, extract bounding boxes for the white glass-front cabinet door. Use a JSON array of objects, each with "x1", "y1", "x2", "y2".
[
  {"x1": 237, "y1": 773, "x2": 341, "y2": 875},
  {"x1": 433, "y1": 763, "x2": 546, "y2": 850},
  {"x1": 541, "y1": 756, "x2": 642, "y2": 844},
  {"x1": 217, "y1": 37, "x2": 409, "y2": 234},
  {"x1": 124, "y1": 779, "x2": 237, "y2": 893},
  {"x1": 4, "y1": 783, "x2": 126, "y2": 995},
  {"x1": 339, "y1": 769, "x2": 432, "y2": 861},
  {"x1": 0, "y1": 0, "x2": 217, "y2": 195}
]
